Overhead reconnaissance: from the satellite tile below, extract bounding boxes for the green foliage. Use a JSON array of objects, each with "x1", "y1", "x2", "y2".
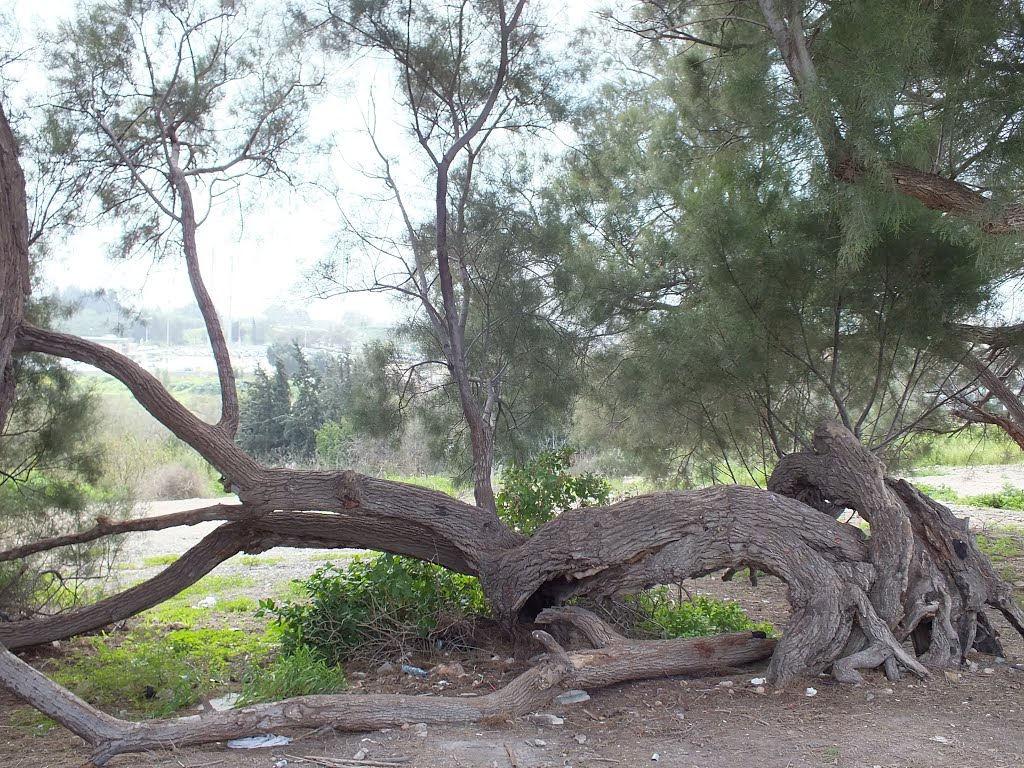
[
  {"x1": 1, "y1": 350, "x2": 131, "y2": 618},
  {"x1": 238, "y1": 555, "x2": 284, "y2": 567},
  {"x1": 54, "y1": 625, "x2": 272, "y2": 717},
  {"x1": 141, "y1": 554, "x2": 179, "y2": 567},
  {"x1": 900, "y1": 428, "x2": 1024, "y2": 469},
  {"x1": 976, "y1": 533, "x2": 1023, "y2": 561},
  {"x1": 964, "y1": 486, "x2": 1024, "y2": 511},
  {"x1": 238, "y1": 645, "x2": 347, "y2": 705},
  {"x1": 914, "y1": 483, "x2": 1024, "y2": 511},
  {"x1": 912, "y1": 483, "x2": 963, "y2": 503},
  {"x1": 7, "y1": 706, "x2": 58, "y2": 736},
  {"x1": 630, "y1": 590, "x2": 774, "y2": 640},
  {"x1": 258, "y1": 554, "x2": 489, "y2": 665},
  {"x1": 383, "y1": 473, "x2": 459, "y2": 496},
  {"x1": 496, "y1": 447, "x2": 611, "y2": 535}
]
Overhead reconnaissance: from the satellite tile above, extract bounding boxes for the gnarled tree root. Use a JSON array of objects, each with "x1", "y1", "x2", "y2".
[{"x1": 0, "y1": 612, "x2": 776, "y2": 766}]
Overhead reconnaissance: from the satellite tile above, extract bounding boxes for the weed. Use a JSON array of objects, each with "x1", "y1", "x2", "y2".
[
  {"x1": 238, "y1": 555, "x2": 284, "y2": 567},
  {"x1": 7, "y1": 707, "x2": 57, "y2": 735},
  {"x1": 141, "y1": 554, "x2": 180, "y2": 567},
  {"x1": 53, "y1": 625, "x2": 273, "y2": 717},
  {"x1": 912, "y1": 483, "x2": 963, "y2": 503},
  {"x1": 383, "y1": 474, "x2": 459, "y2": 496},
  {"x1": 964, "y1": 486, "x2": 1024, "y2": 511},
  {"x1": 900, "y1": 427, "x2": 1024, "y2": 468},
  {"x1": 976, "y1": 534, "x2": 1023, "y2": 561},
  {"x1": 178, "y1": 574, "x2": 254, "y2": 600},
  {"x1": 217, "y1": 596, "x2": 257, "y2": 613},
  {"x1": 238, "y1": 645, "x2": 347, "y2": 705}
]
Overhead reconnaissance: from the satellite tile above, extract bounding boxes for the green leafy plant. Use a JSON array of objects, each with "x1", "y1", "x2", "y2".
[
  {"x1": 54, "y1": 626, "x2": 272, "y2": 717},
  {"x1": 965, "y1": 486, "x2": 1024, "y2": 511},
  {"x1": 628, "y1": 590, "x2": 774, "y2": 639},
  {"x1": 496, "y1": 447, "x2": 611, "y2": 535},
  {"x1": 238, "y1": 645, "x2": 347, "y2": 704},
  {"x1": 258, "y1": 554, "x2": 490, "y2": 665}
]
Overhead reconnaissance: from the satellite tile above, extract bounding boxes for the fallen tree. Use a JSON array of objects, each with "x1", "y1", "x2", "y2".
[{"x1": 2, "y1": 74, "x2": 1024, "y2": 767}]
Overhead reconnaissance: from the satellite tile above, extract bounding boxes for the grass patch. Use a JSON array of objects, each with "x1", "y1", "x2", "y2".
[
  {"x1": 976, "y1": 533, "x2": 1023, "y2": 561},
  {"x1": 49, "y1": 569, "x2": 273, "y2": 718},
  {"x1": 141, "y1": 554, "x2": 180, "y2": 567},
  {"x1": 912, "y1": 483, "x2": 963, "y2": 503},
  {"x1": 178, "y1": 574, "x2": 255, "y2": 599},
  {"x1": 901, "y1": 427, "x2": 1024, "y2": 468},
  {"x1": 53, "y1": 625, "x2": 274, "y2": 717},
  {"x1": 238, "y1": 645, "x2": 347, "y2": 705},
  {"x1": 7, "y1": 707, "x2": 57, "y2": 735},
  {"x1": 307, "y1": 552, "x2": 360, "y2": 563},
  {"x1": 913, "y1": 483, "x2": 1024, "y2": 511},
  {"x1": 965, "y1": 486, "x2": 1024, "y2": 511},
  {"x1": 383, "y1": 474, "x2": 459, "y2": 497},
  {"x1": 238, "y1": 555, "x2": 285, "y2": 567}
]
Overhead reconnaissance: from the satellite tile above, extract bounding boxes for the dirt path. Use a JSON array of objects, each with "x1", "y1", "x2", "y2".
[{"x1": 3, "y1": 470, "x2": 1024, "y2": 767}]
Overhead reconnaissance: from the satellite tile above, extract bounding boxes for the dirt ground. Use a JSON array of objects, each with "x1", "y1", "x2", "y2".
[{"x1": 2, "y1": 467, "x2": 1024, "y2": 768}]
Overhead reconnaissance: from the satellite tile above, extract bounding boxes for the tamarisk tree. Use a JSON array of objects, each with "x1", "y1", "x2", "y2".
[
  {"x1": 307, "y1": 0, "x2": 583, "y2": 511},
  {"x1": 0, "y1": 1, "x2": 1022, "y2": 765}
]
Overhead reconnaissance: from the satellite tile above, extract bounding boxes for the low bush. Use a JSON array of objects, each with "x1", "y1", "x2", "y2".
[{"x1": 258, "y1": 554, "x2": 489, "y2": 665}]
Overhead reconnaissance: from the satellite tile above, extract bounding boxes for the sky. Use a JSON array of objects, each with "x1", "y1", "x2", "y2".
[{"x1": 9, "y1": 0, "x2": 608, "y2": 327}]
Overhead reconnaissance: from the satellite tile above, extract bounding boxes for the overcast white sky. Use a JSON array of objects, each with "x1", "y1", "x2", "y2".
[{"x1": 9, "y1": 0, "x2": 608, "y2": 326}]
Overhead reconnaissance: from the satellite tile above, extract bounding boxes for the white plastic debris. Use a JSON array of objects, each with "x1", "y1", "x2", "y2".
[
  {"x1": 226, "y1": 734, "x2": 292, "y2": 749},
  {"x1": 528, "y1": 713, "x2": 564, "y2": 726},
  {"x1": 401, "y1": 664, "x2": 429, "y2": 678},
  {"x1": 651, "y1": 753, "x2": 661, "y2": 761},
  {"x1": 207, "y1": 693, "x2": 239, "y2": 711},
  {"x1": 554, "y1": 689, "x2": 591, "y2": 705},
  {"x1": 930, "y1": 735, "x2": 952, "y2": 744},
  {"x1": 805, "y1": 687, "x2": 818, "y2": 697},
  {"x1": 195, "y1": 595, "x2": 217, "y2": 609},
  {"x1": 750, "y1": 677, "x2": 766, "y2": 685}
]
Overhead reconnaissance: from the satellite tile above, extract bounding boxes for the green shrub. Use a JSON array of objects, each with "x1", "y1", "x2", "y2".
[
  {"x1": 496, "y1": 447, "x2": 611, "y2": 535},
  {"x1": 629, "y1": 590, "x2": 774, "y2": 639},
  {"x1": 258, "y1": 554, "x2": 490, "y2": 665},
  {"x1": 965, "y1": 486, "x2": 1024, "y2": 511},
  {"x1": 238, "y1": 645, "x2": 347, "y2": 704}
]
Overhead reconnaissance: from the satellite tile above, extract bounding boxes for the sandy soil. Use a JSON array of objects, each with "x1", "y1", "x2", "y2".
[{"x1": 2, "y1": 467, "x2": 1024, "y2": 768}]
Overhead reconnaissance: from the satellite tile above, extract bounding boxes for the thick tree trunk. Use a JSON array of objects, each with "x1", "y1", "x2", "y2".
[{"x1": 0, "y1": 102, "x2": 29, "y2": 427}]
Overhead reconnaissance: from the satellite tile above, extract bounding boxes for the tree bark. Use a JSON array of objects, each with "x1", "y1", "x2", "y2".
[{"x1": 0, "y1": 102, "x2": 30, "y2": 427}]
